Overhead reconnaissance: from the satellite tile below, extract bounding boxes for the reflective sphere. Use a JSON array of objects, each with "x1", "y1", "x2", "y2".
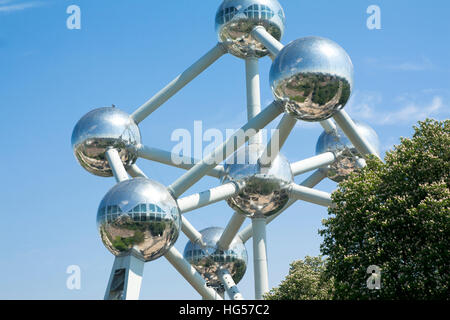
[
  {"x1": 97, "y1": 177, "x2": 181, "y2": 262},
  {"x1": 183, "y1": 227, "x2": 248, "y2": 288},
  {"x1": 215, "y1": 0, "x2": 285, "y2": 59},
  {"x1": 316, "y1": 121, "x2": 380, "y2": 182},
  {"x1": 221, "y1": 144, "x2": 293, "y2": 218},
  {"x1": 270, "y1": 37, "x2": 354, "y2": 121},
  {"x1": 71, "y1": 107, "x2": 141, "y2": 177}
]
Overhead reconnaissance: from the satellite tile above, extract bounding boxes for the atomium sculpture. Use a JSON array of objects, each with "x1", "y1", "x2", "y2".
[{"x1": 71, "y1": 0, "x2": 381, "y2": 300}]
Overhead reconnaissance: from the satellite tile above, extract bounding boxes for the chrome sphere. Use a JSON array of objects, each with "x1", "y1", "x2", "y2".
[
  {"x1": 222, "y1": 144, "x2": 293, "y2": 218},
  {"x1": 316, "y1": 121, "x2": 380, "y2": 182},
  {"x1": 97, "y1": 177, "x2": 181, "y2": 262},
  {"x1": 270, "y1": 37, "x2": 354, "y2": 121},
  {"x1": 71, "y1": 107, "x2": 141, "y2": 177},
  {"x1": 215, "y1": 0, "x2": 285, "y2": 59},
  {"x1": 183, "y1": 227, "x2": 248, "y2": 288}
]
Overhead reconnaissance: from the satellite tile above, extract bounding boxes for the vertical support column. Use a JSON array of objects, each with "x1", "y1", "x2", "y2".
[
  {"x1": 104, "y1": 252, "x2": 145, "y2": 300},
  {"x1": 246, "y1": 57, "x2": 262, "y2": 146},
  {"x1": 252, "y1": 217, "x2": 269, "y2": 300}
]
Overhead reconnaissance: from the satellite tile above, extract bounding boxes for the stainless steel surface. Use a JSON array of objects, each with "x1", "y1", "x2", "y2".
[
  {"x1": 183, "y1": 227, "x2": 248, "y2": 289},
  {"x1": 270, "y1": 37, "x2": 354, "y2": 121},
  {"x1": 72, "y1": 107, "x2": 141, "y2": 177},
  {"x1": 238, "y1": 169, "x2": 326, "y2": 243},
  {"x1": 215, "y1": 0, "x2": 285, "y2": 59},
  {"x1": 97, "y1": 177, "x2": 181, "y2": 262},
  {"x1": 222, "y1": 144, "x2": 293, "y2": 218},
  {"x1": 316, "y1": 120, "x2": 380, "y2": 182}
]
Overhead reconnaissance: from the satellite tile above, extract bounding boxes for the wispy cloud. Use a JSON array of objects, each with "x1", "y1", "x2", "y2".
[
  {"x1": 388, "y1": 57, "x2": 434, "y2": 72},
  {"x1": 0, "y1": 0, "x2": 44, "y2": 13},
  {"x1": 379, "y1": 96, "x2": 445, "y2": 124},
  {"x1": 346, "y1": 91, "x2": 449, "y2": 126},
  {"x1": 364, "y1": 56, "x2": 435, "y2": 72}
]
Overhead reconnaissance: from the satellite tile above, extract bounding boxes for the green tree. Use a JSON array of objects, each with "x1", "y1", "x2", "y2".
[
  {"x1": 320, "y1": 119, "x2": 449, "y2": 300},
  {"x1": 264, "y1": 256, "x2": 333, "y2": 300}
]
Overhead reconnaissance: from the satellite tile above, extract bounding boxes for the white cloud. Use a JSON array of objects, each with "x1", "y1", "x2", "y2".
[
  {"x1": 346, "y1": 91, "x2": 448, "y2": 126},
  {"x1": 379, "y1": 96, "x2": 445, "y2": 125},
  {"x1": 345, "y1": 91, "x2": 381, "y2": 120},
  {"x1": 364, "y1": 56, "x2": 434, "y2": 72},
  {"x1": 388, "y1": 57, "x2": 434, "y2": 71},
  {"x1": 0, "y1": 1, "x2": 44, "y2": 13}
]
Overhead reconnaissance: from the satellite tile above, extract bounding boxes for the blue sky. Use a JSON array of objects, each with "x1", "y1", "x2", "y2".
[{"x1": 0, "y1": 0, "x2": 449, "y2": 299}]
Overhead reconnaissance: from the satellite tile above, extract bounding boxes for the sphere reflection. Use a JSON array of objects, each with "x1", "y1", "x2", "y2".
[
  {"x1": 71, "y1": 107, "x2": 141, "y2": 177},
  {"x1": 215, "y1": 0, "x2": 285, "y2": 59},
  {"x1": 270, "y1": 37, "x2": 354, "y2": 121},
  {"x1": 222, "y1": 144, "x2": 293, "y2": 218},
  {"x1": 316, "y1": 120, "x2": 380, "y2": 182},
  {"x1": 183, "y1": 227, "x2": 248, "y2": 288},
  {"x1": 97, "y1": 177, "x2": 181, "y2": 261}
]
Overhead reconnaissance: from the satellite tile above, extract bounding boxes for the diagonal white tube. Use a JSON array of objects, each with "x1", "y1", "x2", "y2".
[
  {"x1": 105, "y1": 148, "x2": 129, "y2": 183},
  {"x1": 181, "y1": 217, "x2": 204, "y2": 246},
  {"x1": 218, "y1": 212, "x2": 246, "y2": 251},
  {"x1": 164, "y1": 247, "x2": 223, "y2": 300},
  {"x1": 259, "y1": 113, "x2": 297, "y2": 166},
  {"x1": 126, "y1": 164, "x2": 148, "y2": 179},
  {"x1": 333, "y1": 110, "x2": 381, "y2": 159},
  {"x1": 250, "y1": 26, "x2": 283, "y2": 56},
  {"x1": 289, "y1": 184, "x2": 334, "y2": 208},
  {"x1": 132, "y1": 43, "x2": 227, "y2": 124},
  {"x1": 137, "y1": 145, "x2": 225, "y2": 179},
  {"x1": 168, "y1": 101, "x2": 283, "y2": 198},
  {"x1": 290, "y1": 152, "x2": 336, "y2": 176},
  {"x1": 320, "y1": 119, "x2": 337, "y2": 134},
  {"x1": 177, "y1": 182, "x2": 241, "y2": 214}
]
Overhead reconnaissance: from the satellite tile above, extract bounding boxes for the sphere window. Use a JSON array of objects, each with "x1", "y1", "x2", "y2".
[
  {"x1": 216, "y1": 6, "x2": 238, "y2": 25},
  {"x1": 244, "y1": 4, "x2": 274, "y2": 20},
  {"x1": 278, "y1": 9, "x2": 285, "y2": 23}
]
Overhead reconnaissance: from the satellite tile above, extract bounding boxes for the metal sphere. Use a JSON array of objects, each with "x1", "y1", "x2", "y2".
[
  {"x1": 183, "y1": 227, "x2": 248, "y2": 288},
  {"x1": 221, "y1": 144, "x2": 293, "y2": 218},
  {"x1": 270, "y1": 36, "x2": 354, "y2": 121},
  {"x1": 71, "y1": 107, "x2": 141, "y2": 177},
  {"x1": 315, "y1": 120, "x2": 380, "y2": 182},
  {"x1": 97, "y1": 177, "x2": 181, "y2": 262},
  {"x1": 215, "y1": 0, "x2": 285, "y2": 59}
]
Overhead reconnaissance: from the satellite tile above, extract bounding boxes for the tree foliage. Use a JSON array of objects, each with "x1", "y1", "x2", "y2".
[
  {"x1": 264, "y1": 256, "x2": 333, "y2": 300},
  {"x1": 320, "y1": 119, "x2": 449, "y2": 299}
]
